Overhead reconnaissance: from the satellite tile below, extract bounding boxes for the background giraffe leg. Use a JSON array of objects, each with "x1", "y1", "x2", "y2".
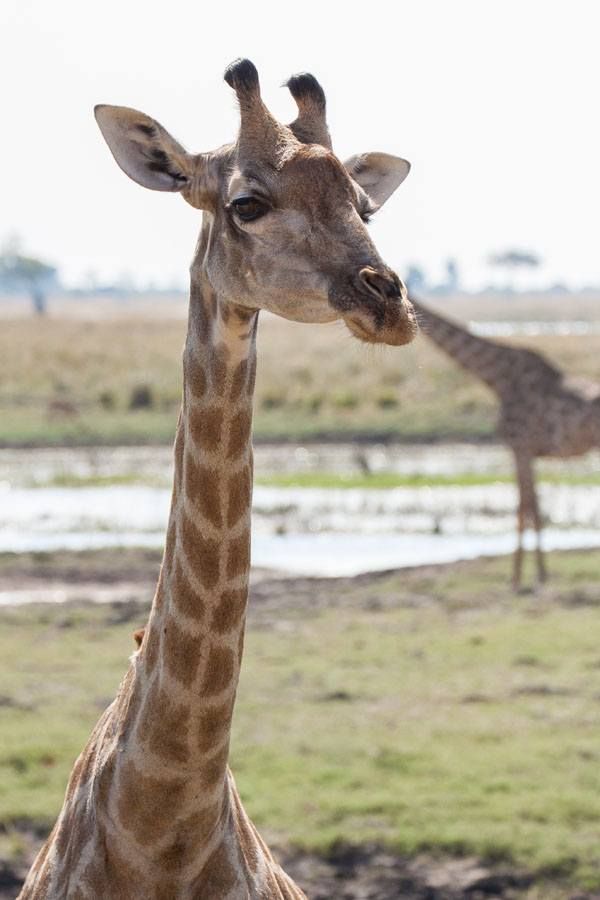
[
  {"x1": 512, "y1": 451, "x2": 536, "y2": 591},
  {"x1": 531, "y1": 478, "x2": 547, "y2": 584},
  {"x1": 513, "y1": 508, "x2": 525, "y2": 591}
]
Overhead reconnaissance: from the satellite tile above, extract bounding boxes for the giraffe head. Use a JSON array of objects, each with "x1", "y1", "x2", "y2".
[{"x1": 95, "y1": 59, "x2": 417, "y2": 346}]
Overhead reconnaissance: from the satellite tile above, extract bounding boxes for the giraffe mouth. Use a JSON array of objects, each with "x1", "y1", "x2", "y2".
[
  {"x1": 344, "y1": 315, "x2": 379, "y2": 343},
  {"x1": 344, "y1": 300, "x2": 418, "y2": 347}
]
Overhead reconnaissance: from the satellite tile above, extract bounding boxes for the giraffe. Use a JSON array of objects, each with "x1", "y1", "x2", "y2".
[
  {"x1": 19, "y1": 59, "x2": 417, "y2": 899},
  {"x1": 412, "y1": 298, "x2": 600, "y2": 590}
]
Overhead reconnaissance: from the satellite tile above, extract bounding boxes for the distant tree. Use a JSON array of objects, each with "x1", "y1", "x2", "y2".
[
  {"x1": 405, "y1": 264, "x2": 427, "y2": 295},
  {"x1": 487, "y1": 249, "x2": 541, "y2": 292},
  {"x1": 0, "y1": 238, "x2": 58, "y2": 315}
]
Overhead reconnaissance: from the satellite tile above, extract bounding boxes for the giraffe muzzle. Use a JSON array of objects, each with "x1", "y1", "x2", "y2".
[
  {"x1": 359, "y1": 266, "x2": 403, "y2": 301},
  {"x1": 342, "y1": 267, "x2": 418, "y2": 347}
]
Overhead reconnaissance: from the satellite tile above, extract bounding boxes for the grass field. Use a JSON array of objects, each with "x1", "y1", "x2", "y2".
[
  {"x1": 1, "y1": 549, "x2": 600, "y2": 895},
  {"x1": 1, "y1": 301, "x2": 599, "y2": 446},
  {"x1": 26, "y1": 468, "x2": 600, "y2": 489}
]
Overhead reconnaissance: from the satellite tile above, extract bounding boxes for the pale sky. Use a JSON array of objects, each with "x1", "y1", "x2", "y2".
[{"x1": 2, "y1": 0, "x2": 599, "y2": 291}]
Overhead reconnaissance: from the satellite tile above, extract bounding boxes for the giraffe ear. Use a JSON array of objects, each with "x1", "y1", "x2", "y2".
[
  {"x1": 344, "y1": 152, "x2": 411, "y2": 208},
  {"x1": 94, "y1": 105, "x2": 194, "y2": 192}
]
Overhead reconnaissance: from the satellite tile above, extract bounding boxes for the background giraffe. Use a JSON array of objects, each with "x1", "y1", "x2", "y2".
[
  {"x1": 412, "y1": 298, "x2": 600, "y2": 589},
  {"x1": 19, "y1": 59, "x2": 416, "y2": 898}
]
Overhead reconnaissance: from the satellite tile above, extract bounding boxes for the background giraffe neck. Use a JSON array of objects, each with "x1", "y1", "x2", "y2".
[
  {"x1": 108, "y1": 270, "x2": 259, "y2": 853},
  {"x1": 411, "y1": 298, "x2": 517, "y2": 395}
]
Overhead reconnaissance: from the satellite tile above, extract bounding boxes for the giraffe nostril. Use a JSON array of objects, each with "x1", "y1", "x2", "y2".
[{"x1": 359, "y1": 267, "x2": 403, "y2": 302}]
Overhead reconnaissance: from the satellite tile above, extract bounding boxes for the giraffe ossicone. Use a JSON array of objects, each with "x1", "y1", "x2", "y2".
[{"x1": 20, "y1": 59, "x2": 417, "y2": 898}]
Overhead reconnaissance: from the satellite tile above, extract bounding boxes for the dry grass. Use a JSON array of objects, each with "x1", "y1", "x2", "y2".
[{"x1": 0, "y1": 299, "x2": 599, "y2": 444}]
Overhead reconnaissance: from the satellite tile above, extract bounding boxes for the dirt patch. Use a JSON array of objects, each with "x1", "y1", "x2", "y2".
[
  {"x1": 281, "y1": 845, "x2": 534, "y2": 899},
  {"x1": 2, "y1": 836, "x2": 594, "y2": 900},
  {"x1": 2, "y1": 548, "x2": 599, "y2": 621}
]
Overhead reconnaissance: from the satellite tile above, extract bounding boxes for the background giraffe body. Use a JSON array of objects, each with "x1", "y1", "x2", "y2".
[
  {"x1": 412, "y1": 298, "x2": 600, "y2": 587},
  {"x1": 20, "y1": 60, "x2": 416, "y2": 898}
]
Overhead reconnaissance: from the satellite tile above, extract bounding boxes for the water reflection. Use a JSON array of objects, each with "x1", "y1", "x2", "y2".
[{"x1": 1, "y1": 461, "x2": 599, "y2": 577}]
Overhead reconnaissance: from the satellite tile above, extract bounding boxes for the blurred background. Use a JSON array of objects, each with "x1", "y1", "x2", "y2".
[{"x1": 1, "y1": 1, "x2": 599, "y2": 897}]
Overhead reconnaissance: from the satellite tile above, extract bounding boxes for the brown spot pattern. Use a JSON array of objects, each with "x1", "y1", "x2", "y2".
[
  {"x1": 190, "y1": 839, "x2": 239, "y2": 899},
  {"x1": 197, "y1": 700, "x2": 233, "y2": 753},
  {"x1": 81, "y1": 831, "x2": 141, "y2": 898},
  {"x1": 211, "y1": 588, "x2": 247, "y2": 635},
  {"x1": 157, "y1": 798, "x2": 223, "y2": 871},
  {"x1": 199, "y1": 743, "x2": 230, "y2": 788},
  {"x1": 184, "y1": 452, "x2": 222, "y2": 529},
  {"x1": 189, "y1": 404, "x2": 223, "y2": 452},
  {"x1": 230, "y1": 302, "x2": 255, "y2": 324},
  {"x1": 229, "y1": 359, "x2": 248, "y2": 402},
  {"x1": 185, "y1": 354, "x2": 207, "y2": 399},
  {"x1": 226, "y1": 467, "x2": 251, "y2": 528},
  {"x1": 117, "y1": 760, "x2": 186, "y2": 845},
  {"x1": 212, "y1": 344, "x2": 228, "y2": 389},
  {"x1": 170, "y1": 554, "x2": 206, "y2": 622},
  {"x1": 227, "y1": 409, "x2": 252, "y2": 459},
  {"x1": 163, "y1": 616, "x2": 202, "y2": 687},
  {"x1": 226, "y1": 532, "x2": 251, "y2": 580},
  {"x1": 179, "y1": 513, "x2": 220, "y2": 590},
  {"x1": 202, "y1": 645, "x2": 235, "y2": 697},
  {"x1": 136, "y1": 684, "x2": 191, "y2": 764}
]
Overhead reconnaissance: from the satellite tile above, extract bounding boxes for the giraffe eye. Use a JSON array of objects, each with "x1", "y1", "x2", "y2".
[{"x1": 231, "y1": 196, "x2": 268, "y2": 223}]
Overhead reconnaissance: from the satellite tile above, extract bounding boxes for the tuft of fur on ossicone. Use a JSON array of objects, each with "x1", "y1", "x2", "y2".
[
  {"x1": 224, "y1": 58, "x2": 260, "y2": 98},
  {"x1": 286, "y1": 72, "x2": 326, "y2": 112},
  {"x1": 286, "y1": 72, "x2": 331, "y2": 149}
]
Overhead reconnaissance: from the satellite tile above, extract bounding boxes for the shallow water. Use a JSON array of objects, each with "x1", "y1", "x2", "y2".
[
  {"x1": 471, "y1": 320, "x2": 600, "y2": 337},
  {"x1": 1, "y1": 446, "x2": 599, "y2": 577}
]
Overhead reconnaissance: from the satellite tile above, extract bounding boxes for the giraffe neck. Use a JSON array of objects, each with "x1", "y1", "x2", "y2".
[
  {"x1": 412, "y1": 298, "x2": 514, "y2": 395},
  {"x1": 111, "y1": 267, "x2": 258, "y2": 851}
]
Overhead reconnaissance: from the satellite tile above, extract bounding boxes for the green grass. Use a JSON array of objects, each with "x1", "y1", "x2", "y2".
[
  {"x1": 1, "y1": 550, "x2": 600, "y2": 891},
  {"x1": 44, "y1": 471, "x2": 164, "y2": 489},
  {"x1": 256, "y1": 471, "x2": 600, "y2": 489},
  {"x1": 21, "y1": 470, "x2": 600, "y2": 490},
  {"x1": 0, "y1": 409, "x2": 178, "y2": 447}
]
